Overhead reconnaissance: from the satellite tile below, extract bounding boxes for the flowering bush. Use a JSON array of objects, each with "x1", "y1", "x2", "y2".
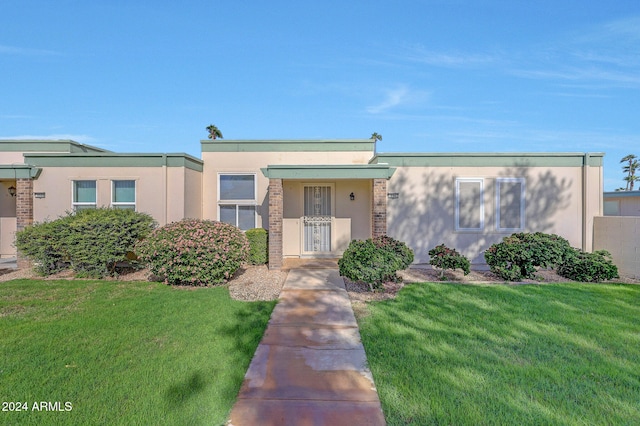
[
  {"x1": 428, "y1": 244, "x2": 470, "y2": 280},
  {"x1": 135, "y1": 219, "x2": 249, "y2": 286}
]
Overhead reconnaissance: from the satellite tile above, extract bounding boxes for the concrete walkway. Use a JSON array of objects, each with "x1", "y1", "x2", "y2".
[{"x1": 229, "y1": 268, "x2": 386, "y2": 426}]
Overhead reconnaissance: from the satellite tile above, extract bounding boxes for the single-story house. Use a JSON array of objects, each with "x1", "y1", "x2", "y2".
[
  {"x1": 603, "y1": 191, "x2": 640, "y2": 216},
  {"x1": 1, "y1": 139, "x2": 604, "y2": 270}
]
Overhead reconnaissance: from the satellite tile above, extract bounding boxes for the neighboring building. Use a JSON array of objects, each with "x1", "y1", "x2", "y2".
[
  {"x1": 1, "y1": 139, "x2": 604, "y2": 270},
  {"x1": 603, "y1": 191, "x2": 640, "y2": 216}
]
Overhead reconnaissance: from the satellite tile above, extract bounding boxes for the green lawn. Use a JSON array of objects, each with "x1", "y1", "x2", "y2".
[
  {"x1": 357, "y1": 282, "x2": 640, "y2": 425},
  {"x1": 0, "y1": 279, "x2": 275, "y2": 426}
]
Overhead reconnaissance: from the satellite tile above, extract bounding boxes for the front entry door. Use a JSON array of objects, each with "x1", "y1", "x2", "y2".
[{"x1": 303, "y1": 185, "x2": 332, "y2": 254}]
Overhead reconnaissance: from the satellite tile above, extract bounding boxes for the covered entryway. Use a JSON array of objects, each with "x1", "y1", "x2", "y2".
[{"x1": 261, "y1": 164, "x2": 396, "y2": 270}]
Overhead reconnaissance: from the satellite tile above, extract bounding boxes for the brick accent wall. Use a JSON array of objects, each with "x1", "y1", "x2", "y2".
[
  {"x1": 268, "y1": 178, "x2": 283, "y2": 270},
  {"x1": 372, "y1": 178, "x2": 387, "y2": 237},
  {"x1": 16, "y1": 179, "x2": 33, "y2": 269}
]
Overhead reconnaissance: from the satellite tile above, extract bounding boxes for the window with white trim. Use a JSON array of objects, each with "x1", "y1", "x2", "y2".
[
  {"x1": 218, "y1": 173, "x2": 256, "y2": 230},
  {"x1": 72, "y1": 180, "x2": 97, "y2": 211},
  {"x1": 496, "y1": 178, "x2": 525, "y2": 231},
  {"x1": 112, "y1": 180, "x2": 136, "y2": 210},
  {"x1": 455, "y1": 178, "x2": 484, "y2": 231}
]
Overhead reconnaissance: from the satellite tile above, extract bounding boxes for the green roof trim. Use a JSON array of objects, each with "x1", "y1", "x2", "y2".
[
  {"x1": 370, "y1": 152, "x2": 604, "y2": 167},
  {"x1": 604, "y1": 190, "x2": 640, "y2": 199},
  {"x1": 202, "y1": 139, "x2": 376, "y2": 152},
  {"x1": 23, "y1": 153, "x2": 204, "y2": 172},
  {"x1": 0, "y1": 165, "x2": 42, "y2": 179},
  {"x1": 261, "y1": 164, "x2": 396, "y2": 180},
  {"x1": 0, "y1": 139, "x2": 110, "y2": 153}
]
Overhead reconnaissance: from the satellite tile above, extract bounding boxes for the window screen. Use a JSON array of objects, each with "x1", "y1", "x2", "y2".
[{"x1": 455, "y1": 179, "x2": 483, "y2": 231}]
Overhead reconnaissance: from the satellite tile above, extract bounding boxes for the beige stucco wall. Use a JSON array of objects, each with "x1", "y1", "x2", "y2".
[
  {"x1": 1, "y1": 152, "x2": 25, "y2": 163},
  {"x1": 593, "y1": 216, "x2": 640, "y2": 278},
  {"x1": 0, "y1": 217, "x2": 16, "y2": 257},
  {"x1": 387, "y1": 165, "x2": 602, "y2": 264},
  {"x1": 32, "y1": 166, "x2": 197, "y2": 226},
  {"x1": 202, "y1": 150, "x2": 372, "y2": 224}
]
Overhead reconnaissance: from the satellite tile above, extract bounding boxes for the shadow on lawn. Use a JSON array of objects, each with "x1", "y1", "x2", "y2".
[
  {"x1": 361, "y1": 283, "x2": 640, "y2": 425},
  {"x1": 162, "y1": 296, "x2": 275, "y2": 412},
  {"x1": 165, "y1": 371, "x2": 209, "y2": 407}
]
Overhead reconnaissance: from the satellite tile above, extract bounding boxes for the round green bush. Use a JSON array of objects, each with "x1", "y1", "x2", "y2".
[
  {"x1": 338, "y1": 235, "x2": 414, "y2": 291},
  {"x1": 557, "y1": 249, "x2": 619, "y2": 282},
  {"x1": 245, "y1": 228, "x2": 268, "y2": 265},
  {"x1": 484, "y1": 232, "x2": 572, "y2": 281},
  {"x1": 135, "y1": 219, "x2": 249, "y2": 286}
]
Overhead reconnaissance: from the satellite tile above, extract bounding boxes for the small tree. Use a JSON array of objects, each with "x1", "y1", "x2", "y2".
[
  {"x1": 428, "y1": 244, "x2": 470, "y2": 280},
  {"x1": 206, "y1": 124, "x2": 223, "y2": 140},
  {"x1": 620, "y1": 154, "x2": 639, "y2": 191}
]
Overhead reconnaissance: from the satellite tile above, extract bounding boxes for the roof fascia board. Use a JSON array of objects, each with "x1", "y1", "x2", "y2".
[
  {"x1": 202, "y1": 139, "x2": 375, "y2": 152},
  {"x1": 370, "y1": 152, "x2": 604, "y2": 167},
  {"x1": 23, "y1": 153, "x2": 204, "y2": 172},
  {"x1": 0, "y1": 165, "x2": 42, "y2": 179},
  {"x1": 261, "y1": 164, "x2": 395, "y2": 179},
  {"x1": 0, "y1": 140, "x2": 110, "y2": 153}
]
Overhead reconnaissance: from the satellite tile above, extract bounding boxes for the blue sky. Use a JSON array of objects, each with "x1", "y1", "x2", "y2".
[{"x1": 1, "y1": 1, "x2": 639, "y2": 190}]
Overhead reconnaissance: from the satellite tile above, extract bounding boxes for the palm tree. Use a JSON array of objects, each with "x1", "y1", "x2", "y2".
[
  {"x1": 206, "y1": 124, "x2": 223, "y2": 140},
  {"x1": 620, "y1": 154, "x2": 639, "y2": 191},
  {"x1": 370, "y1": 132, "x2": 382, "y2": 142}
]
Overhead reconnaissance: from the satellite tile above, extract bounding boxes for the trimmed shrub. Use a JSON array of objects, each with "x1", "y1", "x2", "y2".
[
  {"x1": 338, "y1": 235, "x2": 414, "y2": 291},
  {"x1": 246, "y1": 228, "x2": 268, "y2": 265},
  {"x1": 372, "y1": 235, "x2": 414, "y2": 269},
  {"x1": 428, "y1": 244, "x2": 470, "y2": 280},
  {"x1": 484, "y1": 232, "x2": 572, "y2": 281},
  {"x1": 15, "y1": 218, "x2": 71, "y2": 275},
  {"x1": 557, "y1": 249, "x2": 619, "y2": 282},
  {"x1": 135, "y1": 219, "x2": 249, "y2": 286},
  {"x1": 15, "y1": 208, "x2": 156, "y2": 277}
]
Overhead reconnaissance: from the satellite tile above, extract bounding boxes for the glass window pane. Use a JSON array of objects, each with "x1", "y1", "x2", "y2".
[
  {"x1": 498, "y1": 180, "x2": 524, "y2": 230},
  {"x1": 220, "y1": 175, "x2": 255, "y2": 200},
  {"x1": 457, "y1": 181, "x2": 482, "y2": 230},
  {"x1": 113, "y1": 180, "x2": 135, "y2": 203},
  {"x1": 238, "y1": 206, "x2": 255, "y2": 230},
  {"x1": 74, "y1": 181, "x2": 96, "y2": 203},
  {"x1": 113, "y1": 205, "x2": 136, "y2": 210},
  {"x1": 74, "y1": 204, "x2": 96, "y2": 211},
  {"x1": 220, "y1": 205, "x2": 237, "y2": 226}
]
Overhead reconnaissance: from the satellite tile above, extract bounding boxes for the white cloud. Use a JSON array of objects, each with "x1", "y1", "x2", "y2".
[
  {"x1": 0, "y1": 44, "x2": 60, "y2": 56},
  {"x1": 366, "y1": 85, "x2": 429, "y2": 114}
]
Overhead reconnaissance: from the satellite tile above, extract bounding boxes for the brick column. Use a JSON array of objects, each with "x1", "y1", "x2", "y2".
[
  {"x1": 268, "y1": 178, "x2": 283, "y2": 270},
  {"x1": 16, "y1": 179, "x2": 33, "y2": 269},
  {"x1": 372, "y1": 179, "x2": 387, "y2": 237}
]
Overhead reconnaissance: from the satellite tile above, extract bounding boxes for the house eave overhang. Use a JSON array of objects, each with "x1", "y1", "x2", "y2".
[
  {"x1": 0, "y1": 164, "x2": 42, "y2": 179},
  {"x1": 260, "y1": 164, "x2": 396, "y2": 180},
  {"x1": 370, "y1": 152, "x2": 605, "y2": 167}
]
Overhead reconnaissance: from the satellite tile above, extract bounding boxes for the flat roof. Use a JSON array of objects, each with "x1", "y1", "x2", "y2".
[
  {"x1": 202, "y1": 139, "x2": 376, "y2": 152},
  {"x1": 370, "y1": 152, "x2": 604, "y2": 167},
  {"x1": 261, "y1": 164, "x2": 396, "y2": 179},
  {"x1": 23, "y1": 153, "x2": 204, "y2": 172}
]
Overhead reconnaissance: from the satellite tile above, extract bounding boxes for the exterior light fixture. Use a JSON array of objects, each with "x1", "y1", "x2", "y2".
[
  {"x1": 349, "y1": 192, "x2": 355, "y2": 201},
  {"x1": 8, "y1": 186, "x2": 16, "y2": 197}
]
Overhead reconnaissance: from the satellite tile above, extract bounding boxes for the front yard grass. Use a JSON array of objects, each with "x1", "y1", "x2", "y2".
[
  {"x1": 0, "y1": 279, "x2": 275, "y2": 425},
  {"x1": 357, "y1": 282, "x2": 640, "y2": 425}
]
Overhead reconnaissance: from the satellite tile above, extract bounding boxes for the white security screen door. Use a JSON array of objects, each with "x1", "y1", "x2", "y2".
[{"x1": 303, "y1": 185, "x2": 332, "y2": 253}]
